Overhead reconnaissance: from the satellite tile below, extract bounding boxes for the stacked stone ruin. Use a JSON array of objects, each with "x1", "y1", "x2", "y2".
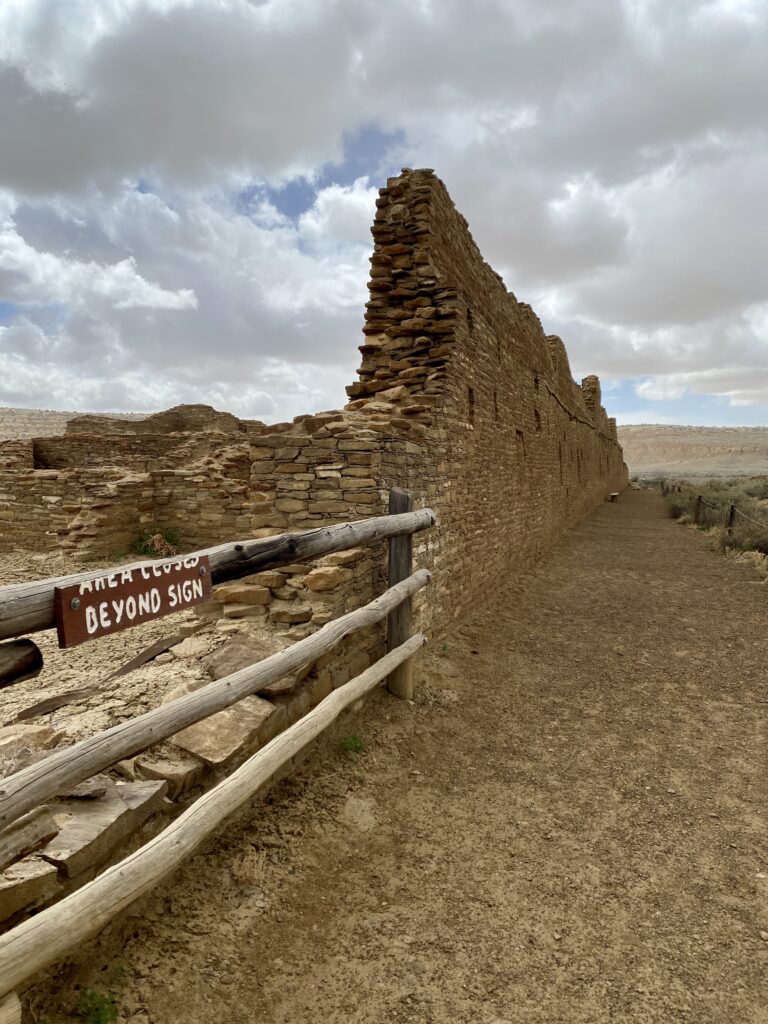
[
  {"x1": 0, "y1": 170, "x2": 627, "y2": 927},
  {"x1": 0, "y1": 168, "x2": 627, "y2": 629}
]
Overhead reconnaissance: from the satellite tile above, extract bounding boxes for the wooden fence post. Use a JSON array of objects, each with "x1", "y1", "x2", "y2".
[
  {"x1": 387, "y1": 488, "x2": 414, "y2": 700},
  {"x1": 726, "y1": 503, "x2": 736, "y2": 537},
  {"x1": 693, "y1": 495, "x2": 703, "y2": 526}
]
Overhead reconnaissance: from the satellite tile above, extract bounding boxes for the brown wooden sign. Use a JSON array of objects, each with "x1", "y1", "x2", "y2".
[{"x1": 54, "y1": 556, "x2": 213, "y2": 648}]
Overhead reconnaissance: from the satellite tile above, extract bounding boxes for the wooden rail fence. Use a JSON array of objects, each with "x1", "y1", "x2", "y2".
[
  {"x1": 0, "y1": 497, "x2": 436, "y2": 1013},
  {"x1": 661, "y1": 484, "x2": 768, "y2": 535},
  {"x1": 0, "y1": 507, "x2": 434, "y2": 688}
]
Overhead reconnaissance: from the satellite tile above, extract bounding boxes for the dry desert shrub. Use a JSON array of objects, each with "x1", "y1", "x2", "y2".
[
  {"x1": 664, "y1": 477, "x2": 768, "y2": 555},
  {"x1": 131, "y1": 527, "x2": 181, "y2": 558}
]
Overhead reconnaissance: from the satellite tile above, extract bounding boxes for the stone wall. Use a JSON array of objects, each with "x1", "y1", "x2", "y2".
[
  {"x1": 31, "y1": 433, "x2": 229, "y2": 471},
  {"x1": 344, "y1": 167, "x2": 626, "y2": 626},
  {"x1": 0, "y1": 168, "x2": 627, "y2": 635},
  {"x1": 0, "y1": 170, "x2": 628, "y2": 930}
]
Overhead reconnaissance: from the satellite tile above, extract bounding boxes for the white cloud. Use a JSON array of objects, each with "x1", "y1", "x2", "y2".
[
  {"x1": 635, "y1": 378, "x2": 689, "y2": 401},
  {"x1": 0, "y1": 0, "x2": 766, "y2": 422},
  {"x1": 0, "y1": 224, "x2": 197, "y2": 312},
  {"x1": 298, "y1": 178, "x2": 377, "y2": 251}
]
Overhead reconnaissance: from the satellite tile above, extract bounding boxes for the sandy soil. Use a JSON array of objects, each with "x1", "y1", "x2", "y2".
[{"x1": 22, "y1": 491, "x2": 768, "y2": 1023}]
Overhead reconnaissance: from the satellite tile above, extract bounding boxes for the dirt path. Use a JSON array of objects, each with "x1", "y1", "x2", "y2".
[{"x1": 34, "y1": 491, "x2": 768, "y2": 1023}]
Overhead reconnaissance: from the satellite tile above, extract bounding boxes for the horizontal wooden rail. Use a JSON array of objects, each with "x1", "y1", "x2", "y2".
[
  {"x1": 0, "y1": 633, "x2": 426, "y2": 1000},
  {"x1": 0, "y1": 508, "x2": 435, "y2": 642},
  {"x1": 0, "y1": 571, "x2": 431, "y2": 830}
]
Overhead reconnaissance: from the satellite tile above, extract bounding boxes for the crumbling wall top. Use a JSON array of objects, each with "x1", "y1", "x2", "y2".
[{"x1": 65, "y1": 404, "x2": 260, "y2": 437}]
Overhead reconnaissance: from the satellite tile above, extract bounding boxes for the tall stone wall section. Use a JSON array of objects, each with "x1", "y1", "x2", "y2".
[{"x1": 348, "y1": 168, "x2": 626, "y2": 626}]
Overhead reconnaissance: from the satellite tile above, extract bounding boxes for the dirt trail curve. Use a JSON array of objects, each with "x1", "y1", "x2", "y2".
[{"x1": 34, "y1": 491, "x2": 768, "y2": 1024}]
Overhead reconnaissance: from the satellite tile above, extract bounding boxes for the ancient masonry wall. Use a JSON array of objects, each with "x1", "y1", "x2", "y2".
[
  {"x1": 0, "y1": 169, "x2": 627, "y2": 636},
  {"x1": 350, "y1": 168, "x2": 626, "y2": 626},
  {"x1": 0, "y1": 170, "x2": 627, "y2": 929}
]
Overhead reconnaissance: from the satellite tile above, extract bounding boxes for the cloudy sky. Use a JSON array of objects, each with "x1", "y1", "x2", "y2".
[{"x1": 0, "y1": 0, "x2": 766, "y2": 425}]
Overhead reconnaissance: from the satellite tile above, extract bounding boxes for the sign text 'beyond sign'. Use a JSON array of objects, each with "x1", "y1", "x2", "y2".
[{"x1": 54, "y1": 556, "x2": 213, "y2": 648}]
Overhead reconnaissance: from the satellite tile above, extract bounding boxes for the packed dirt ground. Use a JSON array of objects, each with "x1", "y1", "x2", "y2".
[{"x1": 13, "y1": 490, "x2": 768, "y2": 1023}]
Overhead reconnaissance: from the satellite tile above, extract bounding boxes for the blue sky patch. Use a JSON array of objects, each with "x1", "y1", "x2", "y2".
[
  {"x1": 0, "y1": 301, "x2": 17, "y2": 325},
  {"x1": 605, "y1": 378, "x2": 768, "y2": 426},
  {"x1": 258, "y1": 124, "x2": 405, "y2": 220}
]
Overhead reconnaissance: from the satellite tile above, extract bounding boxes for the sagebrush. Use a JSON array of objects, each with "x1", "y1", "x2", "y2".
[{"x1": 662, "y1": 477, "x2": 768, "y2": 555}]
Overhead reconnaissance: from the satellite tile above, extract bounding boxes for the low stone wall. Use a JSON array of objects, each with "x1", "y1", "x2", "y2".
[
  {"x1": 0, "y1": 469, "x2": 155, "y2": 557},
  {"x1": 31, "y1": 433, "x2": 226, "y2": 471},
  {"x1": 0, "y1": 441, "x2": 34, "y2": 472}
]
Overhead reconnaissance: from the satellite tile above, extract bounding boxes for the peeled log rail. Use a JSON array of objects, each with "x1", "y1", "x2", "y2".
[
  {"x1": 0, "y1": 570, "x2": 431, "y2": 831},
  {"x1": 0, "y1": 508, "x2": 435, "y2": 642},
  {"x1": 0, "y1": 640, "x2": 43, "y2": 689},
  {"x1": 0, "y1": 633, "x2": 426, "y2": 1000}
]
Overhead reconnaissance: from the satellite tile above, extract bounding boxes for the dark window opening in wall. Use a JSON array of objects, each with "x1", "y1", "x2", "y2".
[
  {"x1": 534, "y1": 374, "x2": 539, "y2": 392},
  {"x1": 493, "y1": 389, "x2": 499, "y2": 421},
  {"x1": 516, "y1": 428, "x2": 526, "y2": 460},
  {"x1": 468, "y1": 386, "x2": 475, "y2": 426},
  {"x1": 534, "y1": 409, "x2": 542, "y2": 432}
]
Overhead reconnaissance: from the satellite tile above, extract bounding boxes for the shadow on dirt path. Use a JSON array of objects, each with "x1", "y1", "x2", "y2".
[{"x1": 34, "y1": 491, "x2": 768, "y2": 1023}]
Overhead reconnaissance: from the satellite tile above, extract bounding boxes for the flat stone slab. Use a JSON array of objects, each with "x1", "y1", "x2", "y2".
[
  {"x1": 63, "y1": 774, "x2": 111, "y2": 800},
  {"x1": 304, "y1": 566, "x2": 353, "y2": 591},
  {"x1": 170, "y1": 696, "x2": 275, "y2": 766},
  {"x1": 118, "y1": 780, "x2": 169, "y2": 823},
  {"x1": 0, "y1": 724, "x2": 63, "y2": 761},
  {"x1": 135, "y1": 754, "x2": 204, "y2": 799},
  {"x1": 269, "y1": 601, "x2": 312, "y2": 625},
  {"x1": 203, "y1": 637, "x2": 301, "y2": 696},
  {"x1": 214, "y1": 584, "x2": 271, "y2": 606},
  {"x1": 43, "y1": 781, "x2": 167, "y2": 879},
  {"x1": 204, "y1": 638, "x2": 269, "y2": 680},
  {"x1": 170, "y1": 636, "x2": 211, "y2": 660},
  {"x1": 0, "y1": 856, "x2": 62, "y2": 922}
]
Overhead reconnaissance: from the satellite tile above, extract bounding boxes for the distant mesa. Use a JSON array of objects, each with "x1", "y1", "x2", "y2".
[{"x1": 619, "y1": 424, "x2": 768, "y2": 479}]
